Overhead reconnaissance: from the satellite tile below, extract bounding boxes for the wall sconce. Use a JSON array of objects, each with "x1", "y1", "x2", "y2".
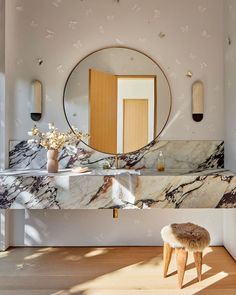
[
  {"x1": 192, "y1": 80, "x2": 204, "y2": 122},
  {"x1": 31, "y1": 80, "x2": 42, "y2": 121}
]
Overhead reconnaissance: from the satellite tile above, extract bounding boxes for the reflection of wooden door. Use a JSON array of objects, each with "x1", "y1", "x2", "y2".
[
  {"x1": 89, "y1": 69, "x2": 117, "y2": 153},
  {"x1": 123, "y1": 99, "x2": 148, "y2": 153}
]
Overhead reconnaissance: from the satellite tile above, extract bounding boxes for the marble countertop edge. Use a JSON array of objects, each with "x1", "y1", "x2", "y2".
[{"x1": 0, "y1": 168, "x2": 233, "y2": 177}]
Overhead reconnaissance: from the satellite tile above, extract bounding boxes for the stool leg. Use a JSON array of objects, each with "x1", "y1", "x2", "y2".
[
  {"x1": 176, "y1": 248, "x2": 188, "y2": 288},
  {"x1": 194, "y1": 251, "x2": 202, "y2": 281},
  {"x1": 163, "y1": 242, "x2": 173, "y2": 278}
]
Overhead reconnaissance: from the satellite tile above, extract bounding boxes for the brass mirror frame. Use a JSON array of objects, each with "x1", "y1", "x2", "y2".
[{"x1": 63, "y1": 46, "x2": 172, "y2": 155}]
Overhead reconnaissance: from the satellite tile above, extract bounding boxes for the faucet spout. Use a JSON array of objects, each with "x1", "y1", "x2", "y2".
[
  {"x1": 114, "y1": 155, "x2": 119, "y2": 169},
  {"x1": 113, "y1": 208, "x2": 119, "y2": 218}
]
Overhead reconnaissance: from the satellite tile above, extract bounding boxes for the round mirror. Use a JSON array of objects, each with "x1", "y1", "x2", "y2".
[{"x1": 63, "y1": 47, "x2": 172, "y2": 155}]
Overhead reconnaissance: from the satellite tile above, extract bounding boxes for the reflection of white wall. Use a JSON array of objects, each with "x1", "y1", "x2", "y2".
[
  {"x1": 66, "y1": 95, "x2": 89, "y2": 133},
  {"x1": 117, "y1": 78, "x2": 154, "y2": 153}
]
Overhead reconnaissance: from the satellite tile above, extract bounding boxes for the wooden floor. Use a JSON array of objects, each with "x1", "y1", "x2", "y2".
[{"x1": 0, "y1": 247, "x2": 235, "y2": 295}]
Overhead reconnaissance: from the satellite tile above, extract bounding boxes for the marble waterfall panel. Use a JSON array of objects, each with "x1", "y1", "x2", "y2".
[{"x1": 9, "y1": 140, "x2": 224, "y2": 170}]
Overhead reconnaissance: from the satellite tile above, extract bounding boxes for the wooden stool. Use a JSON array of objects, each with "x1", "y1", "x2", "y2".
[{"x1": 161, "y1": 222, "x2": 210, "y2": 288}]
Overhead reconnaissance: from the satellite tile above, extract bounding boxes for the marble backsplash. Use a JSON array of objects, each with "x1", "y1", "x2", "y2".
[{"x1": 8, "y1": 140, "x2": 224, "y2": 171}]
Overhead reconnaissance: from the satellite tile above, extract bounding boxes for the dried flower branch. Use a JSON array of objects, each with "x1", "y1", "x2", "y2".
[{"x1": 28, "y1": 123, "x2": 89, "y2": 151}]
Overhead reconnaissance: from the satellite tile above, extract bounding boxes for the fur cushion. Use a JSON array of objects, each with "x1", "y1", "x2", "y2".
[{"x1": 161, "y1": 222, "x2": 210, "y2": 252}]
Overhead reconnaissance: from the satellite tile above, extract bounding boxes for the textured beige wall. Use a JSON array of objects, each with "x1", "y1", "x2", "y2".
[
  {"x1": 225, "y1": 0, "x2": 236, "y2": 171},
  {"x1": 0, "y1": 0, "x2": 10, "y2": 251},
  {"x1": 224, "y1": 0, "x2": 236, "y2": 259},
  {"x1": 0, "y1": 0, "x2": 6, "y2": 169},
  {"x1": 2, "y1": 0, "x2": 227, "y2": 247}
]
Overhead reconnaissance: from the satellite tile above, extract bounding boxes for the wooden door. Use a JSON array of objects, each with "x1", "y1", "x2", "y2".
[
  {"x1": 123, "y1": 99, "x2": 148, "y2": 153},
  {"x1": 89, "y1": 69, "x2": 117, "y2": 154}
]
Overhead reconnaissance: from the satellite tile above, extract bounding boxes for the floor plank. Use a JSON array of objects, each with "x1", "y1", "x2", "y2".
[{"x1": 0, "y1": 247, "x2": 235, "y2": 294}]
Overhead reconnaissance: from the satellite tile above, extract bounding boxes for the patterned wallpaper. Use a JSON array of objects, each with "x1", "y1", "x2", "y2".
[{"x1": 5, "y1": 0, "x2": 224, "y2": 143}]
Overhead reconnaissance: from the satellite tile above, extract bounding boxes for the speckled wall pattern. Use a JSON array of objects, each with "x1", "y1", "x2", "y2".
[{"x1": 6, "y1": 0, "x2": 224, "y2": 143}]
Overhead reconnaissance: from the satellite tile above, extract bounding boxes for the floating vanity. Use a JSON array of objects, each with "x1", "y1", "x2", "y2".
[{"x1": 1, "y1": 168, "x2": 235, "y2": 210}]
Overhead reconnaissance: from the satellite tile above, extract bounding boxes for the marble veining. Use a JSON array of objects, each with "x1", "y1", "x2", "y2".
[
  {"x1": 4, "y1": 140, "x2": 227, "y2": 209},
  {"x1": 0, "y1": 175, "x2": 59, "y2": 209},
  {"x1": 9, "y1": 140, "x2": 224, "y2": 170},
  {"x1": 0, "y1": 169, "x2": 235, "y2": 209}
]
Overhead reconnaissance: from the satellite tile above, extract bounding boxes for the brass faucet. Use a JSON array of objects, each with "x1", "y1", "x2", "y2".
[
  {"x1": 113, "y1": 208, "x2": 119, "y2": 218},
  {"x1": 114, "y1": 154, "x2": 119, "y2": 169}
]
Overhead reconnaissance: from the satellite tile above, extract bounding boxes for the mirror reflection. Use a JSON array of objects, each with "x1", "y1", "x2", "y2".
[{"x1": 63, "y1": 47, "x2": 172, "y2": 154}]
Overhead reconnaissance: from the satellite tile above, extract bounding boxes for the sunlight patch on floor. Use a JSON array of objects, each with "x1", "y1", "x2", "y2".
[
  {"x1": 37, "y1": 247, "x2": 57, "y2": 253},
  {"x1": 84, "y1": 248, "x2": 108, "y2": 258},
  {"x1": 0, "y1": 251, "x2": 9, "y2": 258},
  {"x1": 24, "y1": 252, "x2": 45, "y2": 260},
  {"x1": 185, "y1": 271, "x2": 228, "y2": 290}
]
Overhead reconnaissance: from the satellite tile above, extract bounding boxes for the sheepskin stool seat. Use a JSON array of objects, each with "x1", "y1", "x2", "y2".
[{"x1": 161, "y1": 222, "x2": 210, "y2": 288}]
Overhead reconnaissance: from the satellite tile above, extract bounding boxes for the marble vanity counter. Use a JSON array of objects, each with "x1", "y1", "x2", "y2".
[
  {"x1": 0, "y1": 167, "x2": 230, "y2": 177},
  {"x1": 0, "y1": 168, "x2": 235, "y2": 209}
]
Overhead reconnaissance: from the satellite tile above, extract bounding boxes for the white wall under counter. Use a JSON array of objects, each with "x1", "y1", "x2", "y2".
[
  {"x1": 9, "y1": 209, "x2": 223, "y2": 247},
  {"x1": 223, "y1": 209, "x2": 236, "y2": 260},
  {"x1": 0, "y1": 210, "x2": 10, "y2": 251}
]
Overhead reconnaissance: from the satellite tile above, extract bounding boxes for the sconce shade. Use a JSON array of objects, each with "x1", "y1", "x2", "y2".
[
  {"x1": 192, "y1": 80, "x2": 204, "y2": 122},
  {"x1": 31, "y1": 80, "x2": 42, "y2": 121}
]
